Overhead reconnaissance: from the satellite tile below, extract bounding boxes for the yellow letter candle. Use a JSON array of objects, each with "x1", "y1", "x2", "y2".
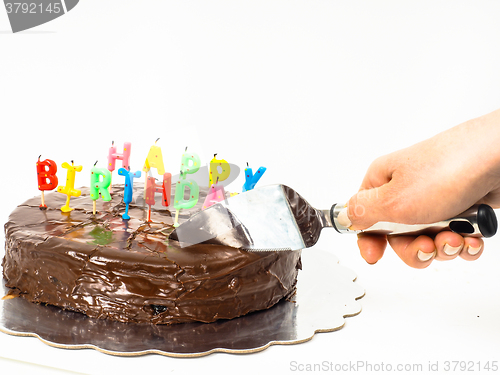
[
  {"x1": 209, "y1": 154, "x2": 231, "y2": 187},
  {"x1": 56, "y1": 161, "x2": 82, "y2": 213},
  {"x1": 142, "y1": 139, "x2": 165, "y2": 198}
]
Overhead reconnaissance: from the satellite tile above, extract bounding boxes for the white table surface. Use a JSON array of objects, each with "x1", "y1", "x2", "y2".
[{"x1": 1, "y1": 1, "x2": 500, "y2": 374}]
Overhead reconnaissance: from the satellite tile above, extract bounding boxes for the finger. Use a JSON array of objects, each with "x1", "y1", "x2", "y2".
[
  {"x1": 387, "y1": 235, "x2": 436, "y2": 269},
  {"x1": 434, "y1": 231, "x2": 464, "y2": 261},
  {"x1": 357, "y1": 233, "x2": 388, "y2": 264},
  {"x1": 345, "y1": 182, "x2": 397, "y2": 230},
  {"x1": 460, "y1": 237, "x2": 484, "y2": 261}
]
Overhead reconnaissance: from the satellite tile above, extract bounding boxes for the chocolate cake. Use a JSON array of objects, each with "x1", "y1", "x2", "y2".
[{"x1": 2, "y1": 185, "x2": 302, "y2": 325}]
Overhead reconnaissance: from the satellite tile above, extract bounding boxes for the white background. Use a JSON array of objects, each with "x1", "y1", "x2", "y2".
[{"x1": 1, "y1": 1, "x2": 500, "y2": 374}]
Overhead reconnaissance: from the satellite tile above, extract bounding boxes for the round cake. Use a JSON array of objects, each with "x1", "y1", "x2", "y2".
[{"x1": 2, "y1": 185, "x2": 302, "y2": 325}]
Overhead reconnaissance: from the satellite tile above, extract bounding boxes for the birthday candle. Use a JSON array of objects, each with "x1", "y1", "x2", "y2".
[
  {"x1": 209, "y1": 154, "x2": 231, "y2": 187},
  {"x1": 143, "y1": 139, "x2": 165, "y2": 198},
  {"x1": 242, "y1": 164, "x2": 266, "y2": 192},
  {"x1": 118, "y1": 167, "x2": 141, "y2": 220},
  {"x1": 56, "y1": 161, "x2": 82, "y2": 212},
  {"x1": 173, "y1": 149, "x2": 201, "y2": 226},
  {"x1": 90, "y1": 163, "x2": 112, "y2": 214},
  {"x1": 145, "y1": 173, "x2": 172, "y2": 207},
  {"x1": 108, "y1": 141, "x2": 131, "y2": 172},
  {"x1": 108, "y1": 141, "x2": 131, "y2": 192},
  {"x1": 202, "y1": 180, "x2": 226, "y2": 209},
  {"x1": 36, "y1": 156, "x2": 58, "y2": 209}
]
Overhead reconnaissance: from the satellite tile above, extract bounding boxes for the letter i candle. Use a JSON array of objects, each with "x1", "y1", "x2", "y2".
[
  {"x1": 56, "y1": 161, "x2": 83, "y2": 212},
  {"x1": 36, "y1": 156, "x2": 58, "y2": 209}
]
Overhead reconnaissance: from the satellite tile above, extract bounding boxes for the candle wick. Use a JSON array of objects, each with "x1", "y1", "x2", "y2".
[
  {"x1": 185, "y1": 146, "x2": 188, "y2": 151},
  {"x1": 112, "y1": 140, "x2": 114, "y2": 146},
  {"x1": 216, "y1": 176, "x2": 219, "y2": 184},
  {"x1": 94, "y1": 160, "x2": 98, "y2": 166},
  {"x1": 38, "y1": 155, "x2": 41, "y2": 161},
  {"x1": 155, "y1": 138, "x2": 160, "y2": 144},
  {"x1": 214, "y1": 153, "x2": 217, "y2": 158},
  {"x1": 71, "y1": 160, "x2": 74, "y2": 165},
  {"x1": 247, "y1": 162, "x2": 249, "y2": 167}
]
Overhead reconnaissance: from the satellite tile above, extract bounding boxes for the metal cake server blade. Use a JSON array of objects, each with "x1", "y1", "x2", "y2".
[{"x1": 169, "y1": 184, "x2": 498, "y2": 251}]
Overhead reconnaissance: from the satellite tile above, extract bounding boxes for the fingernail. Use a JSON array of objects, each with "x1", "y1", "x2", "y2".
[
  {"x1": 467, "y1": 245, "x2": 482, "y2": 256},
  {"x1": 443, "y1": 243, "x2": 462, "y2": 256},
  {"x1": 337, "y1": 207, "x2": 352, "y2": 228},
  {"x1": 417, "y1": 249, "x2": 435, "y2": 262}
]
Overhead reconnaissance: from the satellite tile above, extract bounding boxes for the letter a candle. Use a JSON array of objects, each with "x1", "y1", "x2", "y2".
[
  {"x1": 56, "y1": 161, "x2": 82, "y2": 212},
  {"x1": 143, "y1": 138, "x2": 166, "y2": 199},
  {"x1": 36, "y1": 156, "x2": 58, "y2": 209},
  {"x1": 173, "y1": 148, "x2": 200, "y2": 227},
  {"x1": 202, "y1": 177, "x2": 226, "y2": 209}
]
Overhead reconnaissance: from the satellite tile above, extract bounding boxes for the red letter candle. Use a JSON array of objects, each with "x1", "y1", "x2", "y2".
[
  {"x1": 36, "y1": 156, "x2": 58, "y2": 209},
  {"x1": 145, "y1": 172, "x2": 172, "y2": 222}
]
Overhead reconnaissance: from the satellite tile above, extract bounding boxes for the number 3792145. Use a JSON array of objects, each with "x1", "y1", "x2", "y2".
[{"x1": 5, "y1": 3, "x2": 61, "y2": 14}]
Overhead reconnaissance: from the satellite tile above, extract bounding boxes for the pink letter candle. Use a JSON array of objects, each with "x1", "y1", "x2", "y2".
[
  {"x1": 202, "y1": 182, "x2": 226, "y2": 209},
  {"x1": 108, "y1": 141, "x2": 131, "y2": 172}
]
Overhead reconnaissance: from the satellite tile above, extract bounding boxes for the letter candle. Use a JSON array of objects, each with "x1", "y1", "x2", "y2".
[
  {"x1": 145, "y1": 173, "x2": 172, "y2": 222},
  {"x1": 36, "y1": 155, "x2": 58, "y2": 209},
  {"x1": 107, "y1": 141, "x2": 131, "y2": 192},
  {"x1": 173, "y1": 147, "x2": 201, "y2": 227},
  {"x1": 209, "y1": 154, "x2": 231, "y2": 187},
  {"x1": 56, "y1": 160, "x2": 83, "y2": 212},
  {"x1": 202, "y1": 177, "x2": 226, "y2": 209},
  {"x1": 143, "y1": 138, "x2": 165, "y2": 199},
  {"x1": 90, "y1": 161, "x2": 112, "y2": 215},
  {"x1": 242, "y1": 163, "x2": 266, "y2": 192},
  {"x1": 118, "y1": 167, "x2": 141, "y2": 220}
]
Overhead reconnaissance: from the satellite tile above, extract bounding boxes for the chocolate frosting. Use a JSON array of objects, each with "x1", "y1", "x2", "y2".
[{"x1": 2, "y1": 185, "x2": 302, "y2": 325}]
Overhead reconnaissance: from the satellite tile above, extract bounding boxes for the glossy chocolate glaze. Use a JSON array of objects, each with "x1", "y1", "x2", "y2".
[
  {"x1": 282, "y1": 186, "x2": 324, "y2": 248},
  {"x1": 2, "y1": 185, "x2": 302, "y2": 325}
]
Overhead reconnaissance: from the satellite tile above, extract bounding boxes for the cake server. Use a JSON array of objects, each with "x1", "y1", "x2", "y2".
[{"x1": 169, "y1": 184, "x2": 498, "y2": 251}]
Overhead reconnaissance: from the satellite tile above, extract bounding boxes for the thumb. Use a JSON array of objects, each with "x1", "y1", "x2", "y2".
[{"x1": 338, "y1": 184, "x2": 396, "y2": 230}]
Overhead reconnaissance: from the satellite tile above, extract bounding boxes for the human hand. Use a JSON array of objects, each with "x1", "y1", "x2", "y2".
[{"x1": 339, "y1": 110, "x2": 500, "y2": 268}]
